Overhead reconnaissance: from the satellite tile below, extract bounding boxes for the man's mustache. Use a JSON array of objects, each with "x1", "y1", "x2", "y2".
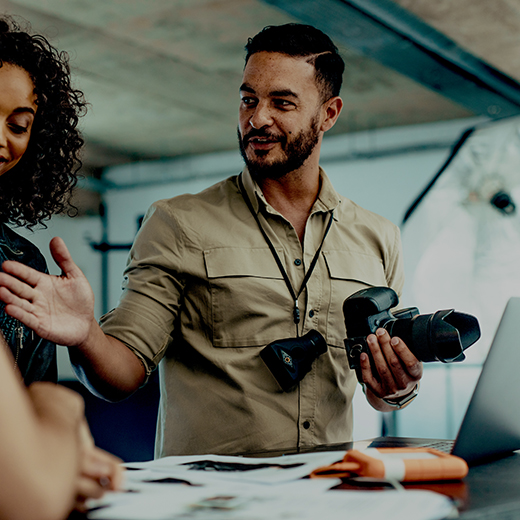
[{"x1": 243, "y1": 129, "x2": 285, "y2": 144}]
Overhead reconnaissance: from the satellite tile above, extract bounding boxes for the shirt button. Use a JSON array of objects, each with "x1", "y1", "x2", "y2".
[
  {"x1": 309, "y1": 310, "x2": 315, "y2": 318},
  {"x1": 294, "y1": 258, "x2": 302, "y2": 266},
  {"x1": 303, "y1": 421, "x2": 311, "y2": 430}
]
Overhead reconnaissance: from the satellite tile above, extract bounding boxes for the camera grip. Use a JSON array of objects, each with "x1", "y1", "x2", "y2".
[{"x1": 344, "y1": 336, "x2": 379, "y2": 384}]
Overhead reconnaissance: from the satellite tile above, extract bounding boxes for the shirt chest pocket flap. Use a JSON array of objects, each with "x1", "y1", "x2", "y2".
[
  {"x1": 323, "y1": 250, "x2": 387, "y2": 286},
  {"x1": 203, "y1": 248, "x2": 289, "y2": 347}
]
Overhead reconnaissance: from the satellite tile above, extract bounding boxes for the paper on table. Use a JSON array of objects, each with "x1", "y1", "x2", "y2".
[
  {"x1": 88, "y1": 453, "x2": 456, "y2": 520},
  {"x1": 124, "y1": 451, "x2": 346, "y2": 484},
  {"x1": 88, "y1": 480, "x2": 455, "y2": 520}
]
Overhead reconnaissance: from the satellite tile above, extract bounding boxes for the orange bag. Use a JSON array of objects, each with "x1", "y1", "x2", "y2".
[{"x1": 310, "y1": 448, "x2": 468, "y2": 482}]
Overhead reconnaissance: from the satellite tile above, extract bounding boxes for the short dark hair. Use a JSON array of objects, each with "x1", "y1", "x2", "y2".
[
  {"x1": 245, "y1": 23, "x2": 344, "y2": 101},
  {"x1": 0, "y1": 16, "x2": 87, "y2": 228}
]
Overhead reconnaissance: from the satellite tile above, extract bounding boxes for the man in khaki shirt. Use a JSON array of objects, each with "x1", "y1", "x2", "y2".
[{"x1": 0, "y1": 24, "x2": 423, "y2": 457}]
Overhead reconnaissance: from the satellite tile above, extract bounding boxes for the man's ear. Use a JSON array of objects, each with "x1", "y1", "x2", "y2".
[{"x1": 320, "y1": 96, "x2": 343, "y2": 132}]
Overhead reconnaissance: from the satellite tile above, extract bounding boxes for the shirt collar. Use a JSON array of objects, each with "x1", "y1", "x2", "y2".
[{"x1": 240, "y1": 166, "x2": 341, "y2": 216}]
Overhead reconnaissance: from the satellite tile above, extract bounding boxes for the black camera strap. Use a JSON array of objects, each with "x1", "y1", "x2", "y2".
[{"x1": 239, "y1": 174, "x2": 334, "y2": 332}]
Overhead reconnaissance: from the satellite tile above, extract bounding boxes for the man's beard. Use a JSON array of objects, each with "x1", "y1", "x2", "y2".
[{"x1": 238, "y1": 116, "x2": 320, "y2": 180}]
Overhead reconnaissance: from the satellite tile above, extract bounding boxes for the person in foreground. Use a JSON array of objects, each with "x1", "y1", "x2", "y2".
[
  {"x1": 0, "y1": 15, "x2": 86, "y2": 384},
  {"x1": 0, "y1": 331, "x2": 122, "y2": 520},
  {"x1": 0, "y1": 16, "x2": 122, "y2": 519},
  {"x1": 0, "y1": 24, "x2": 423, "y2": 457}
]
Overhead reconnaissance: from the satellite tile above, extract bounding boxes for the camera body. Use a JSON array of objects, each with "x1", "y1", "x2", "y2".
[
  {"x1": 343, "y1": 287, "x2": 481, "y2": 382},
  {"x1": 260, "y1": 330, "x2": 327, "y2": 391}
]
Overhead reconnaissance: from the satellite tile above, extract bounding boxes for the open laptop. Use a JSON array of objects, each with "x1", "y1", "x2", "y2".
[{"x1": 372, "y1": 297, "x2": 520, "y2": 466}]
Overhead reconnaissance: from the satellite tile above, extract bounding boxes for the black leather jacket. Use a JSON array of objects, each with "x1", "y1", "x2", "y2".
[{"x1": 0, "y1": 223, "x2": 57, "y2": 384}]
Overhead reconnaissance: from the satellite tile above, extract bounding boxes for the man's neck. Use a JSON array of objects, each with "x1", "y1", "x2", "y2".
[{"x1": 257, "y1": 163, "x2": 321, "y2": 243}]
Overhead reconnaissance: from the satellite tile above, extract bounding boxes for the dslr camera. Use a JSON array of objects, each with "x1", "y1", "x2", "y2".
[{"x1": 343, "y1": 286, "x2": 481, "y2": 382}]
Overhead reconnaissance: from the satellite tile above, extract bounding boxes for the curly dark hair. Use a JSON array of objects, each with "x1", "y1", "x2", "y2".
[
  {"x1": 245, "y1": 24, "x2": 345, "y2": 102},
  {"x1": 0, "y1": 15, "x2": 87, "y2": 228}
]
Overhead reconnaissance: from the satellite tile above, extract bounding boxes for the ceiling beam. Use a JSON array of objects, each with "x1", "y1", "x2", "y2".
[{"x1": 261, "y1": 0, "x2": 520, "y2": 118}]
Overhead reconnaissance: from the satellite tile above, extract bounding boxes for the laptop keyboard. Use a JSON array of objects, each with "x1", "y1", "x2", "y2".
[{"x1": 419, "y1": 440, "x2": 455, "y2": 453}]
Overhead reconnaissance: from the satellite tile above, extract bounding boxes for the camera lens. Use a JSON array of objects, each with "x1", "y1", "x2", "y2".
[
  {"x1": 260, "y1": 330, "x2": 327, "y2": 391},
  {"x1": 386, "y1": 310, "x2": 480, "y2": 363}
]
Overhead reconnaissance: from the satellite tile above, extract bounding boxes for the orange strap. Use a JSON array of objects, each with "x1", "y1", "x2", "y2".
[
  {"x1": 310, "y1": 448, "x2": 468, "y2": 482},
  {"x1": 310, "y1": 461, "x2": 361, "y2": 479}
]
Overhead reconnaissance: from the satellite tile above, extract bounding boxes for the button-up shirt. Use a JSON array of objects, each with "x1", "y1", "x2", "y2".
[{"x1": 100, "y1": 167, "x2": 404, "y2": 457}]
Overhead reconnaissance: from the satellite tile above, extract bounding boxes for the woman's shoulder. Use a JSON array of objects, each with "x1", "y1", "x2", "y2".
[{"x1": 0, "y1": 223, "x2": 47, "y2": 272}]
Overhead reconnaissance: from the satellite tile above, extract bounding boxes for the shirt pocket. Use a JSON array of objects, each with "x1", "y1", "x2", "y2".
[
  {"x1": 323, "y1": 250, "x2": 388, "y2": 347},
  {"x1": 204, "y1": 248, "x2": 293, "y2": 347}
]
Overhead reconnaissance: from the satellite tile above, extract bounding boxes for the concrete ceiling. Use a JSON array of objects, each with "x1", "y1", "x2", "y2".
[
  {"x1": 1, "y1": 0, "x2": 519, "y2": 178},
  {"x1": 394, "y1": 0, "x2": 520, "y2": 82}
]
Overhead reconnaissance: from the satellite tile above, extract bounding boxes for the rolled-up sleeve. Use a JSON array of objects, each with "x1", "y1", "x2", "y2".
[{"x1": 100, "y1": 200, "x2": 189, "y2": 374}]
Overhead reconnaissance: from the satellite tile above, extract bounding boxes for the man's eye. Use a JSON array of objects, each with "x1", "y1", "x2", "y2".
[
  {"x1": 241, "y1": 97, "x2": 256, "y2": 106},
  {"x1": 275, "y1": 99, "x2": 294, "y2": 108}
]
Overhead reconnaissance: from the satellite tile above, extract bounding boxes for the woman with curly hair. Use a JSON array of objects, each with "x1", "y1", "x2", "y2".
[
  {"x1": 0, "y1": 16, "x2": 123, "y2": 520},
  {"x1": 0, "y1": 15, "x2": 86, "y2": 384}
]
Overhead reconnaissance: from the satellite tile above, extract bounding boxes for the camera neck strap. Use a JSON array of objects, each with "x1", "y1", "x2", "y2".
[{"x1": 239, "y1": 174, "x2": 334, "y2": 328}]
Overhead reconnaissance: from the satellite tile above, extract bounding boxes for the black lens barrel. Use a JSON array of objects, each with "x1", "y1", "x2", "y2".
[{"x1": 386, "y1": 310, "x2": 481, "y2": 363}]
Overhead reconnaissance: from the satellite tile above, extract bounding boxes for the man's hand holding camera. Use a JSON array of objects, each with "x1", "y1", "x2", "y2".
[
  {"x1": 360, "y1": 328, "x2": 423, "y2": 412},
  {"x1": 343, "y1": 286, "x2": 481, "y2": 412}
]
